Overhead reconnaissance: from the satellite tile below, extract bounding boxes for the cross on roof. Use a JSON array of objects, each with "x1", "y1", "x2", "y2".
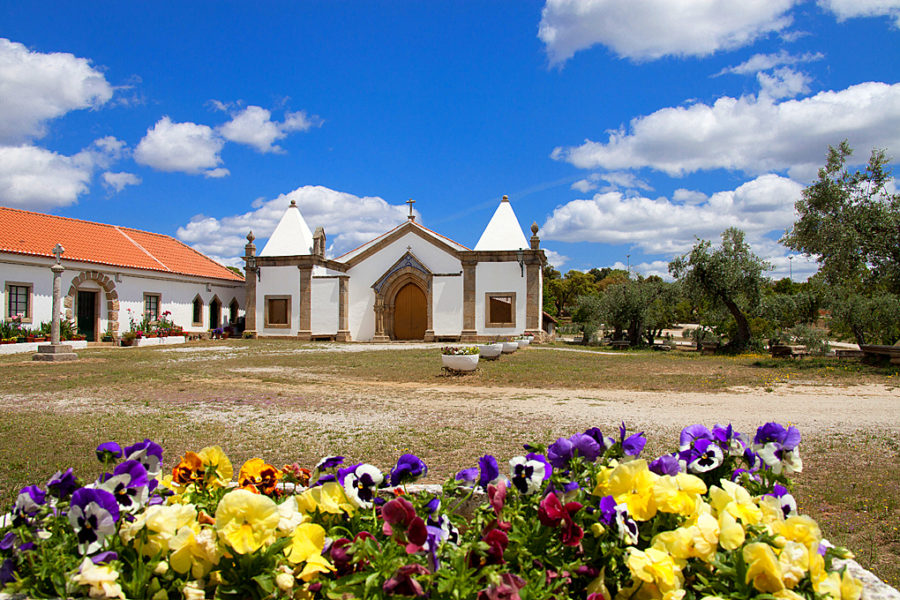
[
  {"x1": 52, "y1": 243, "x2": 65, "y2": 265},
  {"x1": 406, "y1": 198, "x2": 415, "y2": 219}
]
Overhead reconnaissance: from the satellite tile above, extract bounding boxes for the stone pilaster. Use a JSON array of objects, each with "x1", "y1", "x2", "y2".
[
  {"x1": 460, "y1": 260, "x2": 477, "y2": 341},
  {"x1": 526, "y1": 260, "x2": 541, "y2": 334},
  {"x1": 298, "y1": 266, "x2": 312, "y2": 340},
  {"x1": 243, "y1": 232, "x2": 258, "y2": 338},
  {"x1": 336, "y1": 276, "x2": 351, "y2": 341}
]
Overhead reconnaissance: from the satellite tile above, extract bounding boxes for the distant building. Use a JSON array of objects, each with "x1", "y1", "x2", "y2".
[
  {"x1": 0, "y1": 207, "x2": 244, "y2": 340},
  {"x1": 243, "y1": 196, "x2": 547, "y2": 341}
]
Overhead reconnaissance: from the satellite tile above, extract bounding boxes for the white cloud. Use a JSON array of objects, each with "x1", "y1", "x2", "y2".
[
  {"x1": 217, "y1": 105, "x2": 321, "y2": 153},
  {"x1": 134, "y1": 116, "x2": 228, "y2": 177},
  {"x1": 572, "y1": 171, "x2": 652, "y2": 193},
  {"x1": 538, "y1": 0, "x2": 798, "y2": 64},
  {"x1": 757, "y1": 67, "x2": 812, "y2": 99},
  {"x1": 0, "y1": 145, "x2": 92, "y2": 208},
  {"x1": 543, "y1": 248, "x2": 570, "y2": 268},
  {"x1": 552, "y1": 82, "x2": 900, "y2": 178},
  {"x1": 541, "y1": 174, "x2": 804, "y2": 256},
  {"x1": 715, "y1": 50, "x2": 824, "y2": 76},
  {"x1": 571, "y1": 178, "x2": 598, "y2": 193},
  {"x1": 0, "y1": 38, "x2": 114, "y2": 144},
  {"x1": 102, "y1": 171, "x2": 141, "y2": 193},
  {"x1": 176, "y1": 185, "x2": 410, "y2": 262},
  {"x1": 819, "y1": 0, "x2": 900, "y2": 26},
  {"x1": 672, "y1": 188, "x2": 708, "y2": 205}
]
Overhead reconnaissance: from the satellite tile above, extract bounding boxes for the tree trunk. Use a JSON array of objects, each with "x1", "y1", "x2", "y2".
[
  {"x1": 721, "y1": 296, "x2": 751, "y2": 350},
  {"x1": 851, "y1": 324, "x2": 867, "y2": 347}
]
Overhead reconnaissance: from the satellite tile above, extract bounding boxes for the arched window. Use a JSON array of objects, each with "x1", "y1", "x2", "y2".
[
  {"x1": 192, "y1": 295, "x2": 203, "y2": 326},
  {"x1": 229, "y1": 298, "x2": 239, "y2": 323}
]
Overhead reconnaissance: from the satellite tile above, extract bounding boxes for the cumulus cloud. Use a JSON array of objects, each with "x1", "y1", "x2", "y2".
[
  {"x1": 538, "y1": 0, "x2": 798, "y2": 64},
  {"x1": 217, "y1": 105, "x2": 322, "y2": 153},
  {"x1": 715, "y1": 50, "x2": 824, "y2": 76},
  {"x1": 571, "y1": 171, "x2": 652, "y2": 193},
  {"x1": 541, "y1": 174, "x2": 804, "y2": 256},
  {"x1": 0, "y1": 38, "x2": 114, "y2": 144},
  {"x1": 552, "y1": 82, "x2": 900, "y2": 178},
  {"x1": 819, "y1": 0, "x2": 900, "y2": 26},
  {"x1": 102, "y1": 171, "x2": 141, "y2": 193},
  {"x1": 134, "y1": 116, "x2": 228, "y2": 177},
  {"x1": 757, "y1": 67, "x2": 812, "y2": 99},
  {"x1": 543, "y1": 248, "x2": 570, "y2": 268},
  {"x1": 176, "y1": 185, "x2": 410, "y2": 262},
  {"x1": 0, "y1": 136, "x2": 127, "y2": 208}
]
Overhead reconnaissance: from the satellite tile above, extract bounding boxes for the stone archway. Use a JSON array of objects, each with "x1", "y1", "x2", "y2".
[
  {"x1": 372, "y1": 253, "x2": 434, "y2": 341},
  {"x1": 64, "y1": 271, "x2": 119, "y2": 337}
]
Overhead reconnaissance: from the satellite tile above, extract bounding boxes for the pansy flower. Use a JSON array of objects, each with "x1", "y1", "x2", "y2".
[
  {"x1": 214, "y1": 489, "x2": 279, "y2": 554},
  {"x1": 95, "y1": 442, "x2": 123, "y2": 463},
  {"x1": 619, "y1": 423, "x2": 647, "y2": 457},
  {"x1": 584, "y1": 427, "x2": 615, "y2": 453},
  {"x1": 171, "y1": 451, "x2": 205, "y2": 489},
  {"x1": 97, "y1": 459, "x2": 149, "y2": 512},
  {"x1": 389, "y1": 453, "x2": 428, "y2": 486},
  {"x1": 753, "y1": 423, "x2": 803, "y2": 475},
  {"x1": 13, "y1": 485, "x2": 46, "y2": 524},
  {"x1": 766, "y1": 483, "x2": 798, "y2": 518},
  {"x1": 338, "y1": 463, "x2": 384, "y2": 509},
  {"x1": 712, "y1": 423, "x2": 748, "y2": 456},
  {"x1": 508, "y1": 453, "x2": 550, "y2": 495},
  {"x1": 69, "y1": 488, "x2": 120, "y2": 555},
  {"x1": 124, "y1": 439, "x2": 164, "y2": 477},
  {"x1": 382, "y1": 496, "x2": 428, "y2": 553},
  {"x1": 46, "y1": 468, "x2": 78, "y2": 499},
  {"x1": 598, "y1": 496, "x2": 639, "y2": 545},
  {"x1": 456, "y1": 455, "x2": 501, "y2": 490},
  {"x1": 679, "y1": 437, "x2": 724, "y2": 474},
  {"x1": 238, "y1": 458, "x2": 282, "y2": 496},
  {"x1": 648, "y1": 453, "x2": 680, "y2": 476},
  {"x1": 537, "y1": 492, "x2": 583, "y2": 546}
]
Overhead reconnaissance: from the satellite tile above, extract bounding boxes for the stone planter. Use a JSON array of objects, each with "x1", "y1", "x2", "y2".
[
  {"x1": 478, "y1": 343, "x2": 503, "y2": 360},
  {"x1": 441, "y1": 353, "x2": 479, "y2": 372},
  {"x1": 501, "y1": 341, "x2": 518, "y2": 353},
  {"x1": 516, "y1": 338, "x2": 530, "y2": 349}
]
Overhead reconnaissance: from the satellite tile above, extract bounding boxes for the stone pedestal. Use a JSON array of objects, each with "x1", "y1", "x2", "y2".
[{"x1": 33, "y1": 344, "x2": 78, "y2": 362}]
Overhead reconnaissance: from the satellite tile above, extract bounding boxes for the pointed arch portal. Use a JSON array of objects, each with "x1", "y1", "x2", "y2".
[
  {"x1": 393, "y1": 282, "x2": 427, "y2": 340},
  {"x1": 372, "y1": 251, "x2": 434, "y2": 341}
]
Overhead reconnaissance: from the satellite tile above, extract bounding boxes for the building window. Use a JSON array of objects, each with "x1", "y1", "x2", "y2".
[
  {"x1": 143, "y1": 293, "x2": 161, "y2": 322},
  {"x1": 485, "y1": 292, "x2": 516, "y2": 328},
  {"x1": 264, "y1": 295, "x2": 291, "y2": 328},
  {"x1": 5, "y1": 282, "x2": 33, "y2": 323},
  {"x1": 192, "y1": 295, "x2": 203, "y2": 326}
]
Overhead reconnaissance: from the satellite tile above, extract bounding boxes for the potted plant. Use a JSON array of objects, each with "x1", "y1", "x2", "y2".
[
  {"x1": 515, "y1": 335, "x2": 531, "y2": 349},
  {"x1": 501, "y1": 338, "x2": 519, "y2": 353},
  {"x1": 440, "y1": 345, "x2": 480, "y2": 371},
  {"x1": 478, "y1": 340, "x2": 504, "y2": 360}
]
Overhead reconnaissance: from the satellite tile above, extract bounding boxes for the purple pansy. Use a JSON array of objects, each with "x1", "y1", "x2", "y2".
[
  {"x1": 477, "y1": 455, "x2": 500, "y2": 489},
  {"x1": 598, "y1": 495, "x2": 638, "y2": 544},
  {"x1": 13, "y1": 486, "x2": 46, "y2": 524},
  {"x1": 455, "y1": 467, "x2": 478, "y2": 486},
  {"x1": 569, "y1": 433, "x2": 602, "y2": 462},
  {"x1": 583, "y1": 427, "x2": 615, "y2": 453},
  {"x1": 753, "y1": 423, "x2": 803, "y2": 475},
  {"x1": 766, "y1": 483, "x2": 798, "y2": 517},
  {"x1": 46, "y1": 468, "x2": 78, "y2": 499},
  {"x1": 389, "y1": 454, "x2": 428, "y2": 486},
  {"x1": 69, "y1": 488, "x2": 120, "y2": 555},
  {"x1": 123, "y1": 439, "x2": 163, "y2": 477},
  {"x1": 315, "y1": 455, "x2": 345, "y2": 471},
  {"x1": 0, "y1": 558, "x2": 15, "y2": 585},
  {"x1": 97, "y1": 459, "x2": 149, "y2": 512},
  {"x1": 679, "y1": 437, "x2": 724, "y2": 474},
  {"x1": 679, "y1": 424, "x2": 713, "y2": 451},
  {"x1": 338, "y1": 463, "x2": 384, "y2": 509},
  {"x1": 620, "y1": 423, "x2": 646, "y2": 456},
  {"x1": 648, "y1": 453, "x2": 680, "y2": 476},
  {"x1": 95, "y1": 442, "x2": 123, "y2": 463},
  {"x1": 547, "y1": 437, "x2": 574, "y2": 469},
  {"x1": 712, "y1": 424, "x2": 748, "y2": 456}
]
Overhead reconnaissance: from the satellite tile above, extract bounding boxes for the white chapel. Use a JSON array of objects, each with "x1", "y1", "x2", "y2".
[{"x1": 242, "y1": 195, "x2": 546, "y2": 342}]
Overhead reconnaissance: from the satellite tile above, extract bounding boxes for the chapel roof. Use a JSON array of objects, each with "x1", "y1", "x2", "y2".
[
  {"x1": 259, "y1": 199, "x2": 314, "y2": 256},
  {"x1": 0, "y1": 206, "x2": 243, "y2": 282},
  {"x1": 335, "y1": 218, "x2": 470, "y2": 263},
  {"x1": 474, "y1": 195, "x2": 529, "y2": 251}
]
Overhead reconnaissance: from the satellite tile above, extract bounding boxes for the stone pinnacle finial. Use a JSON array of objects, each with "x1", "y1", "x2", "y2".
[
  {"x1": 502, "y1": 195, "x2": 509, "y2": 203},
  {"x1": 290, "y1": 199, "x2": 297, "y2": 207},
  {"x1": 531, "y1": 222, "x2": 539, "y2": 235},
  {"x1": 247, "y1": 231, "x2": 255, "y2": 243}
]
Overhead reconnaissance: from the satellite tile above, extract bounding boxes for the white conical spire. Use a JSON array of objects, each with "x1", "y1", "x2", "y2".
[
  {"x1": 474, "y1": 195, "x2": 529, "y2": 251},
  {"x1": 260, "y1": 199, "x2": 315, "y2": 256}
]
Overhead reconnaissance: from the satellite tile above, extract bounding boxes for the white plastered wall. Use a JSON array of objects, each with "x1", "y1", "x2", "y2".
[
  {"x1": 475, "y1": 261, "x2": 527, "y2": 336},
  {"x1": 256, "y1": 265, "x2": 299, "y2": 335},
  {"x1": 345, "y1": 232, "x2": 463, "y2": 341},
  {"x1": 432, "y1": 276, "x2": 463, "y2": 335},
  {"x1": 310, "y1": 277, "x2": 339, "y2": 335}
]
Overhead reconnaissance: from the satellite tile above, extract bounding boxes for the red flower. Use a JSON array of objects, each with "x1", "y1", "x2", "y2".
[
  {"x1": 477, "y1": 573, "x2": 527, "y2": 600},
  {"x1": 382, "y1": 497, "x2": 428, "y2": 553},
  {"x1": 383, "y1": 564, "x2": 430, "y2": 597},
  {"x1": 537, "y1": 493, "x2": 584, "y2": 546}
]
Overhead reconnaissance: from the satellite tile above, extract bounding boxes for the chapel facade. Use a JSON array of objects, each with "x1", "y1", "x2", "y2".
[{"x1": 243, "y1": 196, "x2": 546, "y2": 342}]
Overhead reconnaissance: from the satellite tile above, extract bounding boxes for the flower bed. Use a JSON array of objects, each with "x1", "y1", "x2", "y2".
[
  {"x1": 131, "y1": 334, "x2": 187, "y2": 348},
  {"x1": 0, "y1": 423, "x2": 870, "y2": 600},
  {"x1": 0, "y1": 340, "x2": 88, "y2": 356}
]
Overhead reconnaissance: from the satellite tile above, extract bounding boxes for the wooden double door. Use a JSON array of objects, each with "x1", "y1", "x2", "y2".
[{"x1": 393, "y1": 283, "x2": 426, "y2": 340}]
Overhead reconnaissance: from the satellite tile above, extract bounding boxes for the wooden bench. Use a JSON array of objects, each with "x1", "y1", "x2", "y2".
[
  {"x1": 835, "y1": 349, "x2": 865, "y2": 359},
  {"x1": 770, "y1": 344, "x2": 808, "y2": 358},
  {"x1": 860, "y1": 345, "x2": 900, "y2": 365},
  {"x1": 609, "y1": 340, "x2": 631, "y2": 349}
]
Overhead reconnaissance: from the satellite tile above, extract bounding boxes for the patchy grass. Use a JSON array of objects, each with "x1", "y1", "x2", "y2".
[{"x1": 0, "y1": 340, "x2": 897, "y2": 585}]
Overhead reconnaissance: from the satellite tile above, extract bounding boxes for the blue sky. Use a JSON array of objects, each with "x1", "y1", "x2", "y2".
[{"x1": 1, "y1": 1, "x2": 898, "y2": 281}]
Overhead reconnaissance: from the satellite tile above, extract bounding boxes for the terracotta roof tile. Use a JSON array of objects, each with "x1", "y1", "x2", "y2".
[{"x1": 0, "y1": 207, "x2": 243, "y2": 282}]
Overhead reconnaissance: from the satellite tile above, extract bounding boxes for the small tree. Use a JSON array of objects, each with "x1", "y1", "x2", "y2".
[{"x1": 669, "y1": 228, "x2": 771, "y2": 352}]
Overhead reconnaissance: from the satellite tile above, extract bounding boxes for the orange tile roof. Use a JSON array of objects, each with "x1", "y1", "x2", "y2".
[{"x1": 0, "y1": 207, "x2": 243, "y2": 282}]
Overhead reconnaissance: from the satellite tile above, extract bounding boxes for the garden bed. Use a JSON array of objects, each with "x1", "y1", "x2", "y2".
[{"x1": 0, "y1": 340, "x2": 88, "y2": 356}]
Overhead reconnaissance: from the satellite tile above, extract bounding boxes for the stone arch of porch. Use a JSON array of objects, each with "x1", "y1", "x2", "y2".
[
  {"x1": 374, "y1": 266, "x2": 434, "y2": 341},
  {"x1": 64, "y1": 271, "x2": 119, "y2": 336}
]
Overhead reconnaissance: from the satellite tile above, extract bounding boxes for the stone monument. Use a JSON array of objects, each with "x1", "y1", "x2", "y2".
[{"x1": 33, "y1": 244, "x2": 78, "y2": 362}]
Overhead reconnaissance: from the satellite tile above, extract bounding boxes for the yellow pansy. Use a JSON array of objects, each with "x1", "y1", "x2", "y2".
[
  {"x1": 72, "y1": 557, "x2": 125, "y2": 600},
  {"x1": 778, "y1": 541, "x2": 809, "y2": 588},
  {"x1": 709, "y1": 480, "x2": 762, "y2": 525},
  {"x1": 592, "y1": 461, "x2": 619, "y2": 497},
  {"x1": 169, "y1": 525, "x2": 221, "y2": 579},
  {"x1": 197, "y1": 446, "x2": 234, "y2": 488},
  {"x1": 772, "y1": 515, "x2": 821, "y2": 547},
  {"x1": 214, "y1": 489, "x2": 280, "y2": 554},
  {"x1": 627, "y1": 547, "x2": 682, "y2": 593},
  {"x1": 120, "y1": 503, "x2": 197, "y2": 557},
  {"x1": 759, "y1": 494, "x2": 786, "y2": 526},
  {"x1": 654, "y1": 473, "x2": 707, "y2": 517},
  {"x1": 605, "y1": 460, "x2": 659, "y2": 521},
  {"x1": 298, "y1": 552, "x2": 336, "y2": 582},
  {"x1": 774, "y1": 590, "x2": 807, "y2": 600},
  {"x1": 717, "y1": 510, "x2": 745, "y2": 550},
  {"x1": 743, "y1": 542, "x2": 784, "y2": 593},
  {"x1": 276, "y1": 496, "x2": 308, "y2": 533},
  {"x1": 296, "y1": 481, "x2": 355, "y2": 516},
  {"x1": 285, "y1": 522, "x2": 327, "y2": 565}
]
